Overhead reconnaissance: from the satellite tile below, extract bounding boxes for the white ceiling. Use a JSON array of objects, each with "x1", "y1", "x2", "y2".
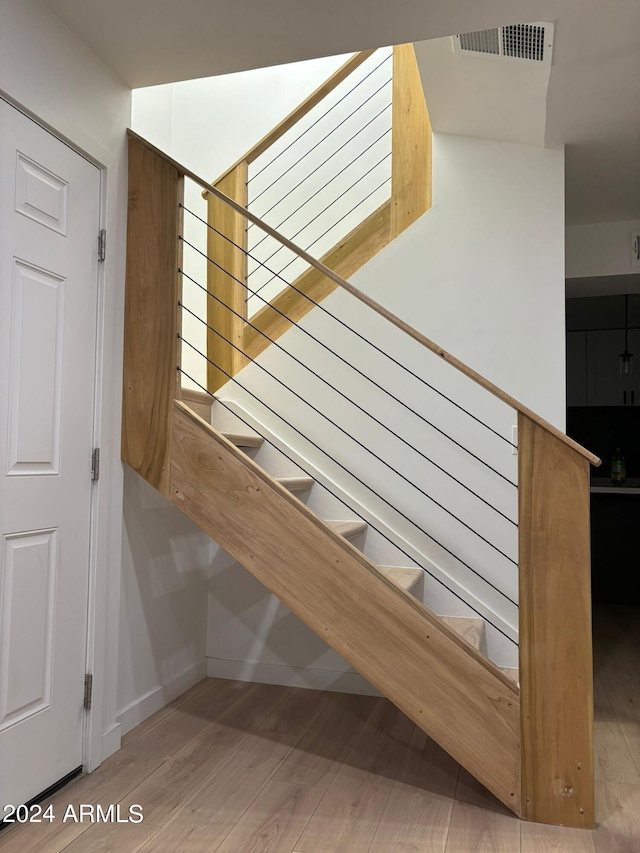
[
  {"x1": 42, "y1": 0, "x2": 640, "y2": 226},
  {"x1": 414, "y1": 33, "x2": 553, "y2": 149}
]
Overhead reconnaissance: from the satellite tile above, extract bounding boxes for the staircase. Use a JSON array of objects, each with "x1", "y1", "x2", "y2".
[
  {"x1": 184, "y1": 388, "x2": 493, "y2": 660},
  {"x1": 123, "y1": 122, "x2": 599, "y2": 829}
]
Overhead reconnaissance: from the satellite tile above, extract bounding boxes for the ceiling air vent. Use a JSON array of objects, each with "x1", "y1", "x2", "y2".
[
  {"x1": 453, "y1": 23, "x2": 553, "y2": 65},
  {"x1": 459, "y1": 28, "x2": 500, "y2": 56}
]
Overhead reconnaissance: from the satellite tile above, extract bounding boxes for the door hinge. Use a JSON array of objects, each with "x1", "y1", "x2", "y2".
[
  {"x1": 98, "y1": 229, "x2": 106, "y2": 262},
  {"x1": 91, "y1": 448, "x2": 100, "y2": 482},
  {"x1": 84, "y1": 674, "x2": 93, "y2": 711}
]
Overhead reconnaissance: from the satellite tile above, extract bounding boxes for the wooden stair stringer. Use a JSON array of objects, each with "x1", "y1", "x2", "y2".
[{"x1": 169, "y1": 401, "x2": 521, "y2": 814}]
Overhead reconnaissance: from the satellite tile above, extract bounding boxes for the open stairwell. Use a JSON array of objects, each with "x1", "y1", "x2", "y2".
[{"x1": 123, "y1": 128, "x2": 600, "y2": 829}]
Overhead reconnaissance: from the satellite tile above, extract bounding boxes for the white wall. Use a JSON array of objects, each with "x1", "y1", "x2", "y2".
[
  {"x1": 220, "y1": 132, "x2": 565, "y2": 647},
  {"x1": 566, "y1": 219, "x2": 640, "y2": 279},
  {"x1": 0, "y1": 0, "x2": 210, "y2": 764},
  {"x1": 117, "y1": 469, "x2": 209, "y2": 734}
]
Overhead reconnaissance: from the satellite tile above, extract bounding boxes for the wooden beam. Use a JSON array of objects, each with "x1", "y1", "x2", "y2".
[
  {"x1": 244, "y1": 201, "x2": 391, "y2": 360},
  {"x1": 206, "y1": 162, "x2": 248, "y2": 392},
  {"x1": 122, "y1": 137, "x2": 183, "y2": 496},
  {"x1": 391, "y1": 43, "x2": 432, "y2": 238},
  {"x1": 518, "y1": 412, "x2": 595, "y2": 828},
  {"x1": 170, "y1": 400, "x2": 521, "y2": 814}
]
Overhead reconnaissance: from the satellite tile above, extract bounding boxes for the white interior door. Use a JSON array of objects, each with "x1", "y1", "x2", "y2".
[{"x1": 0, "y1": 100, "x2": 100, "y2": 807}]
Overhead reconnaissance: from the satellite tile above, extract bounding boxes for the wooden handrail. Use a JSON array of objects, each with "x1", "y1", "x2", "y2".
[
  {"x1": 211, "y1": 50, "x2": 376, "y2": 188},
  {"x1": 127, "y1": 128, "x2": 601, "y2": 467}
]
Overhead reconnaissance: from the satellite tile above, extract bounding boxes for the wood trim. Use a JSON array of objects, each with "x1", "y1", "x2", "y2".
[
  {"x1": 211, "y1": 50, "x2": 376, "y2": 187},
  {"x1": 180, "y1": 387, "x2": 213, "y2": 421},
  {"x1": 170, "y1": 400, "x2": 521, "y2": 813},
  {"x1": 122, "y1": 137, "x2": 182, "y2": 496},
  {"x1": 518, "y1": 412, "x2": 595, "y2": 828},
  {"x1": 126, "y1": 130, "x2": 601, "y2": 467},
  {"x1": 206, "y1": 162, "x2": 248, "y2": 392},
  {"x1": 390, "y1": 43, "x2": 432, "y2": 238},
  {"x1": 244, "y1": 201, "x2": 391, "y2": 360}
]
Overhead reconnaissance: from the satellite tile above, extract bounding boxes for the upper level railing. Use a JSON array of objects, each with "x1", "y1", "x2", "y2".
[
  {"x1": 124, "y1": 128, "x2": 599, "y2": 830},
  {"x1": 202, "y1": 44, "x2": 431, "y2": 393}
]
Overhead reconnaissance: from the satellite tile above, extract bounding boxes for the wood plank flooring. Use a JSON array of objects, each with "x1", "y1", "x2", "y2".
[{"x1": 2, "y1": 603, "x2": 639, "y2": 852}]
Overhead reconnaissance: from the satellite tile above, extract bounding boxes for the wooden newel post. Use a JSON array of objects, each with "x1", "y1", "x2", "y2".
[
  {"x1": 205, "y1": 161, "x2": 248, "y2": 393},
  {"x1": 390, "y1": 43, "x2": 432, "y2": 239},
  {"x1": 122, "y1": 137, "x2": 184, "y2": 498},
  {"x1": 518, "y1": 412, "x2": 595, "y2": 828}
]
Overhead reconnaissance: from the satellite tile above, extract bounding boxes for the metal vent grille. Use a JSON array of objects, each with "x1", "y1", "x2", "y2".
[
  {"x1": 455, "y1": 23, "x2": 550, "y2": 63},
  {"x1": 458, "y1": 29, "x2": 500, "y2": 55},
  {"x1": 502, "y1": 24, "x2": 545, "y2": 61}
]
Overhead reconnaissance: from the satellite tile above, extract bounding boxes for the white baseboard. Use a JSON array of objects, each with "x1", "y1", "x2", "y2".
[
  {"x1": 116, "y1": 660, "x2": 208, "y2": 737},
  {"x1": 101, "y1": 722, "x2": 122, "y2": 761},
  {"x1": 207, "y1": 657, "x2": 382, "y2": 697}
]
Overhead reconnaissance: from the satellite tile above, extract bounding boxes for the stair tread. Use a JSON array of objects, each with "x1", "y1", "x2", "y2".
[
  {"x1": 277, "y1": 476, "x2": 314, "y2": 492},
  {"x1": 378, "y1": 566, "x2": 423, "y2": 595},
  {"x1": 327, "y1": 520, "x2": 368, "y2": 540},
  {"x1": 441, "y1": 616, "x2": 485, "y2": 651},
  {"x1": 222, "y1": 431, "x2": 263, "y2": 448}
]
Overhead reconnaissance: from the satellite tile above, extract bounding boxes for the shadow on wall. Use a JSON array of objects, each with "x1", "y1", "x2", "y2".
[
  {"x1": 119, "y1": 466, "x2": 211, "y2": 711},
  {"x1": 207, "y1": 559, "x2": 377, "y2": 692}
]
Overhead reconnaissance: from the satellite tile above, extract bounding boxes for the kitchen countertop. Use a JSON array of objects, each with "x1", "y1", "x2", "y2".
[{"x1": 591, "y1": 478, "x2": 640, "y2": 495}]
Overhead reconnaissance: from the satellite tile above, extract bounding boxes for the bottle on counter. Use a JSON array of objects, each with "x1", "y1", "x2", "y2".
[{"x1": 611, "y1": 448, "x2": 626, "y2": 485}]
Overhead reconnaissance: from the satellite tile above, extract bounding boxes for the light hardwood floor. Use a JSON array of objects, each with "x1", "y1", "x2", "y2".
[{"x1": 1, "y1": 604, "x2": 639, "y2": 852}]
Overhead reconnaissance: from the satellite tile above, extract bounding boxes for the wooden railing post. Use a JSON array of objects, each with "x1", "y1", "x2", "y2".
[
  {"x1": 205, "y1": 161, "x2": 248, "y2": 393},
  {"x1": 391, "y1": 44, "x2": 432, "y2": 239},
  {"x1": 518, "y1": 412, "x2": 595, "y2": 828},
  {"x1": 122, "y1": 137, "x2": 183, "y2": 497}
]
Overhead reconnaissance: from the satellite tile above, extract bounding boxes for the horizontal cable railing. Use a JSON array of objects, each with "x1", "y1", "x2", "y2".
[
  {"x1": 179, "y1": 259, "x2": 516, "y2": 523},
  {"x1": 178, "y1": 305, "x2": 517, "y2": 568},
  {"x1": 182, "y1": 208, "x2": 518, "y2": 460},
  {"x1": 177, "y1": 363, "x2": 517, "y2": 645},
  {"x1": 245, "y1": 48, "x2": 393, "y2": 314},
  {"x1": 178, "y1": 183, "x2": 521, "y2": 638}
]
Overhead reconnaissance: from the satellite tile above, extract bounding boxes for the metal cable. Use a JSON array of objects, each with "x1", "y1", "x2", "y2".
[
  {"x1": 250, "y1": 77, "x2": 392, "y2": 206},
  {"x1": 180, "y1": 211, "x2": 517, "y2": 462},
  {"x1": 249, "y1": 126, "x2": 392, "y2": 251},
  {"x1": 249, "y1": 174, "x2": 391, "y2": 296},
  {"x1": 180, "y1": 266, "x2": 517, "y2": 527},
  {"x1": 180, "y1": 299, "x2": 518, "y2": 560},
  {"x1": 247, "y1": 54, "x2": 393, "y2": 183},
  {"x1": 249, "y1": 107, "x2": 392, "y2": 228},
  {"x1": 179, "y1": 334, "x2": 519, "y2": 606},
  {"x1": 249, "y1": 152, "x2": 390, "y2": 286},
  {"x1": 249, "y1": 52, "x2": 392, "y2": 185},
  {"x1": 181, "y1": 235, "x2": 513, "y2": 482},
  {"x1": 178, "y1": 366, "x2": 518, "y2": 645},
  {"x1": 181, "y1": 232, "x2": 516, "y2": 481}
]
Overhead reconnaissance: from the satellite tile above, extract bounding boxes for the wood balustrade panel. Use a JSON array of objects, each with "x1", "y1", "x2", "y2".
[
  {"x1": 518, "y1": 413, "x2": 595, "y2": 828},
  {"x1": 206, "y1": 162, "x2": 248, "y2": 393},
  {"x1": 391, "y1": 43, "x2": 432, "y2": 238},
  {"x1": 122, "y1": 138, "x2": 182, "y2": 496},
  {"x1": 244, "y1": 201, "x2": 391, "y2": 360},
  {"x1": 170, "y1": 400, "x2": 521, "y2": 814}
]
